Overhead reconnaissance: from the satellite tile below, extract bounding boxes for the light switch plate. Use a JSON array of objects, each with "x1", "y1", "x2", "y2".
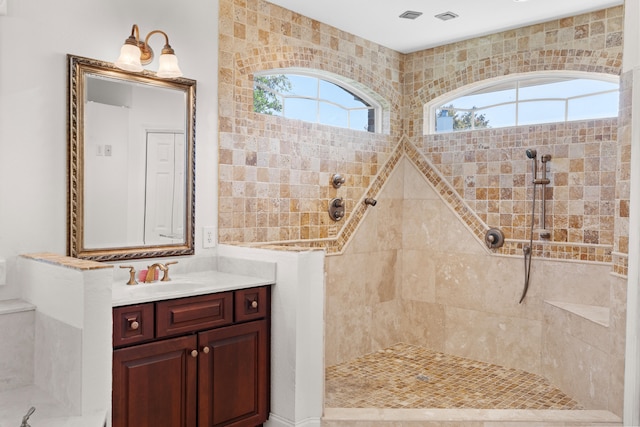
[
  {"x1": 0, "y1": 0, "x2": 7, "y2": 16},
  {"x1": 0, "y1": 258, "x2": 6, "y2": 286}
]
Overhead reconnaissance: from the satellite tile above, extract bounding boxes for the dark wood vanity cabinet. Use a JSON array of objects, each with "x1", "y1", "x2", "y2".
[
  {"x1": 112, "y1": 286, "x2": 271, "y2": 427},
  {"x1": 198, "y1": 320, "x2": 268, "y2": 426},
  {"x1": 112, "y1": 335, "x2": 198, "y2": 426}
]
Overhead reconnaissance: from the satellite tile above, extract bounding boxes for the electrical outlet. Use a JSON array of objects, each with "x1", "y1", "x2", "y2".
[
  {"x1": 0, "y1": 258, "x2": 6, "y2": 286},
  {"x1": 105, "y1": 145, "x2": 112, "y2": 156},
  {"x1": 203, "y1": 227, "x2": 216, "y2": 248}
]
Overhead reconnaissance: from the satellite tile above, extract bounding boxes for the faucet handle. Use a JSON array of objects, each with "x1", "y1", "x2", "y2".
[
  {"x1": 161, "y1": 261, "x2": 178, "y2": 281},
  {"x1": 119, "y1": 266, "x2": 137, "y2": 285}
]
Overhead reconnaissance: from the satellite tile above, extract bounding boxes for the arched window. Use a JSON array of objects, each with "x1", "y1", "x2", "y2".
[
  {"x1": 425, "y1": 72, "x2": 619, "y2": 134},
  {"x1": 253, "y1": 69, "x2": 382, "y2": 133}
]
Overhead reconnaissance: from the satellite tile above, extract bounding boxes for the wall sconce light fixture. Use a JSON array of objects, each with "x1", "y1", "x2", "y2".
[{"x1": 114, "y1": 24, "x2": 183, "y2": 78}]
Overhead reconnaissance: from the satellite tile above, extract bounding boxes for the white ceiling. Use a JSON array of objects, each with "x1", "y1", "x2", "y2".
[{"x1": 266, "y1": 0, "x2": 624, "y2": 54}]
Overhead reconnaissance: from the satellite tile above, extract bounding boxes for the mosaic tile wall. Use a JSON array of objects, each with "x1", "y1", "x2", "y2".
[
  {"x1": 613, "y1": 70, "x2": 633, "y2": 276},
  {"x1": 218, "y1": 0, "x2": 402, "y2": 244},
  {"x1": 218, "y1": 1, "x2": 628, "y2": 271},
  {"x1": 217, "y1": 4, "x2": 630, "y2": 414},
  {"x1": 402, "y1": 7, "x2": 624, "y2": 137},
  {"x1": 404, "y1": 6, "x2": 625, "y2": 265},
  {"x1": 412, "y1": 123, "x2": 618, "y2": 263}
]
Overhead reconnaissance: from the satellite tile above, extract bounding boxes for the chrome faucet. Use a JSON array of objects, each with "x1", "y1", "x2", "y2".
[{"x1": 20, "y1": 407, "x2": 35, "y2": 427}]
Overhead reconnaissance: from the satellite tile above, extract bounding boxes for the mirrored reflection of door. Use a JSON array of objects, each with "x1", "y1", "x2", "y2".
[
  {"x1": 84, "y1": 100, "x2": 131, "y2": 249},
  {"x1": 144, "y1": 132, "x2": 185, "y2": 245}
]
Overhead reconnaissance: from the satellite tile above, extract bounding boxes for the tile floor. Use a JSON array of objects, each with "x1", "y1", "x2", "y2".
[{"x1": 325, "y1": 343, "x2": 582, "y2": 410}]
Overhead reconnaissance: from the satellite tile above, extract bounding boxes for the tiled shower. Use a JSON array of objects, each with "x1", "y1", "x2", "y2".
[{"x1": 219, "y1": 0, "x2": 628, "y2": 417}]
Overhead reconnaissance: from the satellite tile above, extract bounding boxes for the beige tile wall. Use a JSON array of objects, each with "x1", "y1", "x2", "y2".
[
  {"x1": 218, "y1": 0, "x2": 402, "y2": 244},
  {"x1": 327, "y1": 157, "x2": 626, "y2": 413},
  {"x1": 415, "y1": 122, "x2": 618, "y2": 262},
  {"x1": 405, "y1": 6, "x2": 624, "y2": 265},
  {"x1": 332, "y1": 107, "x2": 626, "y2": 414},
  {"x1": 219, "y1": 1, "x2": 628, "y2": 413},
  {"x1": 613, "y1": 70, "x2": 633, "y2": 276},
  {"x1": 218, "y1": 1, "x2": 628, "y2": 268}
]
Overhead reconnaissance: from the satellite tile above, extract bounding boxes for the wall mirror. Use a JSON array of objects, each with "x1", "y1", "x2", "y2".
[{"x1": 67, "y1": 55, "x2": 196, "y2": 261}]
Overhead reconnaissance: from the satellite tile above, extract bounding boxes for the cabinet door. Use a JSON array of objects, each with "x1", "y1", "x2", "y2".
[
  {"x1": 198, "y1": 320, "x2": 269, "y2": 427},
  {"x1": 113, "y1": 335, "x2": 198, "y2": 427}
]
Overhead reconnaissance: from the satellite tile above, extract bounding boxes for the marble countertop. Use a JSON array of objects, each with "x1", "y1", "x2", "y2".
[{"x1": 112, "y1": 270, "x2": 274, "y2": 307}]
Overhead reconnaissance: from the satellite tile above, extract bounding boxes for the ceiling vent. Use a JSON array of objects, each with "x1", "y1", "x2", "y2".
[
  {"x1": 399, "y1": 10, "x2": 423, "y2": 20},
  {"x1": 434, "y1": 11, "x2": 459, "y2": 21}
]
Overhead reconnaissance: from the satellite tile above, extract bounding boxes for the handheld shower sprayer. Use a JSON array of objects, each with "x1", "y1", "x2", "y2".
[
  {"x1": 520, "y1": 147, "x2": 552, "y2": 303},
  {"x1": 526, "y1": 149, "x2": 538, "y2": 180}
]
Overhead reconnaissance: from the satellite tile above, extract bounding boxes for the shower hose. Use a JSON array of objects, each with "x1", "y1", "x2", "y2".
[{"x1": 520, "y1": 180, "x2": 537, "y2": 304}]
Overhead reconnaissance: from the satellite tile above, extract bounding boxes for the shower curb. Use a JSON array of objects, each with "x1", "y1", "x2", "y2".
[{"x1": 323, "y1": 408, "x2": 621, "y2": 426}]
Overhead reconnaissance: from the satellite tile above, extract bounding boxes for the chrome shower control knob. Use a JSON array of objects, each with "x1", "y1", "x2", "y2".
[
  {"x1": 484, "y1": 228, "x2": 505, "y2": 249},
  {"x1": 328, "y1": 198, "x2": 345, "y2": 221}
]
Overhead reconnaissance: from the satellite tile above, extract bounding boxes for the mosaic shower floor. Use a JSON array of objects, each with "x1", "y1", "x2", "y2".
[{"x1": 325, "y1": 343, "x2": 582, "y2": 410}]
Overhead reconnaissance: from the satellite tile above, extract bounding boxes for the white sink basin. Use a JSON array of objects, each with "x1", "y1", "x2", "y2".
[{"x1": 112, "y1": 270, "x2": 272, "y2": 307}]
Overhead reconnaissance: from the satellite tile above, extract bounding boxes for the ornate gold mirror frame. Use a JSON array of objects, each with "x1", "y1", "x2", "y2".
[{"x1": 67, "y1": 54, "x2": 196, "y2": 261}]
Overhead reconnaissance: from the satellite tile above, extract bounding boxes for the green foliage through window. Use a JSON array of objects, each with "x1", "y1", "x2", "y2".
[
  {"x1": 253, "y1": 72, "x2": 378, "y2": 133},
  {"x1": 253, "y1": 75, "x2": 292, "y2": 115}
]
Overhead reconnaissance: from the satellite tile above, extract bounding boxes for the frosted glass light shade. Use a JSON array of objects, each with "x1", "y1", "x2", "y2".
[
  {"x1": 157, "y1": 53, "x2": 182, "y2": 78},
  {"x1": 115, "y1": 44, "x2": 143, "y2": 72}
]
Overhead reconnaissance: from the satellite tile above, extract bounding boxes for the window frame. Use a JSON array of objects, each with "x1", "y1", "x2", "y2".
[
  {"x1": 424, "y1": 71, "x2": 620, "y2": 135},
  {"x1": 254, "y1": 68, "x2": 384, "y2": 134}
]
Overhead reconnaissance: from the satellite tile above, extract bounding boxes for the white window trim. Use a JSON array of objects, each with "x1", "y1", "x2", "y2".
[
  {"x1": 423, "y1": 70, "x2": 620, "y2": 135},
  {"x1": 255, "y1": 68, "x2": 385, "y2": 134}
]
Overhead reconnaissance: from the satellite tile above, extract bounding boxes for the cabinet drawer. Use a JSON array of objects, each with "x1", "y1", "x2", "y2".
[
  {"x1": 156, "y1": 292, "x2": 233, "y2": 338},
  {"x1": 235, "y1": 286, "x2": 268, "y2": 322},
  {"x1": 113, "y1": 303, "x2": 154, "y2": 348}
]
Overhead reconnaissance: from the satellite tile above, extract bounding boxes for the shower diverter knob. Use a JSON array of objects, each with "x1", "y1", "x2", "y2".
[
  {"x1": 331, "y1": 174, "x2": 346, "y2": 188},
  {"x1": 484, "y1": 228, "x2": 505, "y2": 249}
]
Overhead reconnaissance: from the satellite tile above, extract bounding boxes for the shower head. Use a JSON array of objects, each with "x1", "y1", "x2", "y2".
[{"x1": 526, "y1": 148, "x2": 538, "y2": 180}]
